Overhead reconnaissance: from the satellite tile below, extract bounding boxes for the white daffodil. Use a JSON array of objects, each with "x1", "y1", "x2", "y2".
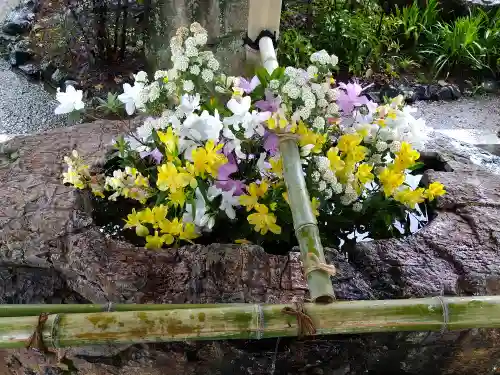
[
  {"x1": 183, "y1": 189, "x2": 215, "y2": 231},
  {"x1": 207, "y1": 185, "x2": 239, "y2": 220},
  {"x1": 182, "y1": 110, "x2": 222, "y2": 141},
  {"x1": 118, "y1": 82, "x2": 145, "y2": 115},
  {"x1": 54, "y1": 85, "x2": 85, "y2": 114},
  {"x1": 179, "y1": 93, "x2": 200, "y2": 115}
]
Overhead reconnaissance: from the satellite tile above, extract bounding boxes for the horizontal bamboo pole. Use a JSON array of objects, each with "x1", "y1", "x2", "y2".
[
  {"x1": 0, "y1": 303, "x2": 246, "y2": 317},
  {"x1": 1, "y1": 296, "x2": 500, "y2": 349}
]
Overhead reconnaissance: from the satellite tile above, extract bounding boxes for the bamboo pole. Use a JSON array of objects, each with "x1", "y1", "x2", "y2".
[
  {"x1": 0, "y1": 303, "x2": 247, "y2": 317},
  {"x1": 259, "y1": 36, "x2": 335, "y2": 303},
  {"x1": 1, "y1": 297, "x2": 500, "y2": 349}
]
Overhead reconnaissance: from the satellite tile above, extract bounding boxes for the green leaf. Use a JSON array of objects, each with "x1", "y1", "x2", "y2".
[
  {"x1": 270, "y1": 67, "x2": 285, "y2": 80},
  {"x1": 255, "y1": 67, "x2": 271, "y2": 88},
  {"x1": 155, "y1": 191, "x2": 168, "y2": 205},
  {"x1": 408, "y1": 162, "x2": 425, "y2": 171}
]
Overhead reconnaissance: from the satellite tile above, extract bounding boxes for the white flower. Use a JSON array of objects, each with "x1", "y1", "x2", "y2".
[
  {"x1": 318, "y1": 180, "x2": 327, "y2": 192},
  {"x1": 330, "y1": 54, "x2": 339, "y2": 66},
  {"x1": 190, "y1": 65, "x2": 201, "y2": 75},
  {"x1": 136, "y1": 121, "x2": 154, "y2": 141},
  {"x1": 269, "y1": 80, "x2": 280, "y2": 90},
  {"x1": 182, "y1": 110, "x2": 223, "y2": 141},
  {"x1": 313, "y1": 117, "x2": 326, "y2": 131},
  {"x1": 164, "y1": 82, "x2": 177, "y2": 95},
  {"x1": 173, "y1": 55, "x2": 189, "y2": 71},
  {"x1": 201, "y1": 69, "x2": 214, "y2": 82},
  {"x1": 324, "y1": 188, "x2": 333, "y2": 199},
  {"x1": 298, "y1": 107, "x2": 311, "y2": 120},
  {"x1": 207, "y1": 185, "x2": 240, "y2": 220},
  {"x1": 124, "y1": 136, "x2": 148, "y2": 152},
  {"x1": 369, "y1": 154, "x2": 383, "y2": 164},
  {"x1": 226, "y1": 96, "x2": 251, "y2": 118},
  {"x1": 307, "y1": 65, "x2": 318, "y2": 77},
  {"x1": 390, "y1": 141, "x2": 401, "y2": 153},
  {"x1": 134, "y1": 71, "x2": 149, "y2": 84},
  {"x1": 310, "y1": 50, "x2": 330, "y2": 65},
  {"x1": 323, "y1": 169, "x2": 337, "y2": 184},
  {"x1": 185, "y1": 45, "x2": 198, "y2": 57},
  {"x1": 147, "y1": 82, "x2": 161, "y2": 102},
  {"x1": 315, "y1": 156, "x2": 330, "y2": 172},
  {"x1": 167, "y1": 68, "x2": 178, "y2": 80},
  {"x1": 194, "y1": 32, "x2": 208, "y2": 46},
  {"x1": 207, "y1": 58, "x2": 220, "y2": 70},
  {"x1": 183, "y1": 80, "x2": 194, "y2": 92},
  {"x1": 332, "y1": 182, "x2": 343, "y2": 194},
  {"x1": 352, "y1": 202, "x2": 363, "y2": 212},
  {"x1": 118, "y1": 82, "x2": 145, "y2": 115},
  {"x1": 256, "y1": 152, "x2": 270, "y2": 174},
  {"x1": 55, "y1": 85, "x2": 85, "y2": 114},
  {"x1": 179, "y1": 93, "x2": 200, "y2": 115},
  {"x1": 300, "y1": 144, "x2": 314, "y2": 157},
  {"x1": 154, "y1": 70, "x2": 168, "y2": 80},
  {"x1": 311, "y1": 171, "x2": 320, "y2": 182},
  {"x1": 375, "y1": 141, "x2": 388, "y2": 152},
  {"x1": 183, "y1": 188, "x2": 214, "y2": 231},
  {"x1": 318, "y1": 98, "x2": 328, "y2": 108}
]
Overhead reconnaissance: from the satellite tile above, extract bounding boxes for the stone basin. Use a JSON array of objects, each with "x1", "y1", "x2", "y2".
[{"x1": 0, "y1": 121, "x2": 500, "y2": 374}]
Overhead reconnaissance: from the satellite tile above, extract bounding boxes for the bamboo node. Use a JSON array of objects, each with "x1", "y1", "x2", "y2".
[
  {"x1": 305, "y1": 253, "x2": 336, "y2": 277},
  {"x1": 255, "y1": 304, "x2": 265, "y2": 340},
  {"x1": 281, "y1": 302, "x2": 316, "y2": 338},
  {"x1": 26, "y1": 313, "x2": 52, "y2": 354},
  {"x1": 275, "y1": 132, "x2": 300, "y2": 143},
  {"x1": 436, "y1": 296, "x2": 449, "y2": 333}
]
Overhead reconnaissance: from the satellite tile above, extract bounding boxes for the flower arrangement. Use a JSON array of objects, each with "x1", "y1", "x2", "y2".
[{"x1": 59, "y1": 23, "x2": 445, "y2": 251}]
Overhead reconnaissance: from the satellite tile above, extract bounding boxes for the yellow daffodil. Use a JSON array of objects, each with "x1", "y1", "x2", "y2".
[
  {"x1": 157, "y1": 127, "x2": 178, "y2": 154},
  {"x1": 247, "y1": 204, "x2": 282, "y2": 235},
  {"x1": 124, "y1": 209, "x2": 149, "y2": 237},
  {"x1": 297, "y1": 121, "x2": 326, "y2": 154},
  {"x1": 239, "y1": 181, "x2": 269, "y2": 211},
  {"x1": 424, "y1": 182, "x2": 446, "y2": 201},
  {"x1": 394, "y1": 187, "x2": 426, "y2": 208},
  {"x1": 157, "y1": 162, "x2": 192, "y2": 192},
  {"x1": 145, "y1": 230, "x2": 173, "y2": 249},
  {"x1": 327, "y1": 147, "x2": 345, "y2": 172},
  {"x1": 168, "y1": 188, "x2": 186, "y2": 207},
  {"x1": 179, "y1": 222, "x2": 199, "y2": 242},
  {"x1": 356, "y1": 163, "x2": 374, "y2": 184},
  {"x1": 159, "y1": 217, "x2": 183, "y2": 236},
  {"x1": 376, "y1": 118, "x2": 387, "y2": 128},
  {"x1": 378, "y1": 167, "x2": 405, "y2": 197},
  {"x1": 345, "y1": 145, "x2": 368, "y2": 164},
  {"x1": 337, "y1": 133, "x2": 363, "y2": 154},
  {"x1": 394, "y1": 142, "x2": 420, "y2": 171},
  {"x1": 270, "y1": 156, "x2": 283, "y2": 178},
  {"x1": 191, "y1": 140, "x2": 227, "y2": 177}
]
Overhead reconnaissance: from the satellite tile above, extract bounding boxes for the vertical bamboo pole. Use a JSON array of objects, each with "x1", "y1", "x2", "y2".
[{"x1": 258, "y1": 35, "x2": 335, "y2": 303}]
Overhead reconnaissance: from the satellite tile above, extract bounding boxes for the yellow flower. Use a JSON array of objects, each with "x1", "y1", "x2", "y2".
[
  {"x1": 337, "y1": 133, "x2": 363, "y2": 154},
  {"x1": 356, "y1": 163, "x2": 374, "y2": 184},
  {"x1": 345, "y1": 145, "x2": 368, "y2": 164},
  {"x1": 270, "y1": 156, "x2": 283, "y2": 178},
  {"x1": 138, "y1": 207, "x2": 155, "y2": 225},
  {"x1": 394, "y1": 187, "x2": 426, "y2": 208},
  {"x1": 157, "y1": 127, "x2": 178, "y2": 154},
  {"x1": 124, "y1": 208, "x2": 149, "y2": 237},
  {"x1": 179, "y1": 222, "x2": 199, "y2": 242},
  {"x1": 311, "y1": 197, "x2": 320, "y2": 217},
  {"x1": 159, "y1": 217, "x2": 183, "y2": 236},
  {"x1": 191, "y1": 140, "x2": 227, "y2": 177},
  {"x1": 145, "y1": 230, "x2": 173, "y2": 249},
  {"x1": 327, "y1": 147, "x2": 345, "y2": 172},
  {"x1": 168, "y1": 188, "x2": 186, "y2": 207},
  {"x1": 239, "y1": 181, "x2": 269, "y2": 211},
  {"x1": 266, "y1": 113, "x2": 289, "y2": 131},
  {"x1": 247, "y1": 204, "x2": 282, "y2": 235},
  {"x1": 152, "y1": 205, "x2": 168, "y2": 223},
  {"x1": 424, "y1": 182, "x2": 446, "y2": 201},
  {"x1": 183, "y1": 162, "x2": 199, "y2": 188},
  {"x1": 394, "y1": 142, "x2": 420, "y2": 171},
  {"x1": 376, "y1": 118, "x2": 387, "y2": 128},
  {"x1": 387, "y1": 109, "x2": 397, "y2": 120},
  {"x1": 297, "y1": 122, "x2": 326, "y2": 154},
  {"x1": 235, "y1": 239, "x2": 252, "y2": 244},
  {"x1": 282, "y1": 191, "x2": 290, "y2": 205},
  {"x1": 378, "y1": 167, "x2": 405, "y2": 197},
  {"x1": 157, "y1": 162, "x2": 191, "y2": 192}
]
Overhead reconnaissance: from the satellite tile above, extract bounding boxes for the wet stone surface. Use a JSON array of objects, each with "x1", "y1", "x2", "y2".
[{"x1": 0, "y1": 120, "x2": 499, "y2": 374}]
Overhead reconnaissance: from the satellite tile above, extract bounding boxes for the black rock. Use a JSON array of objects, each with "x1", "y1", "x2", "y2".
[
  {"x1": 433, "y1": 84, "x2": 462, "y2": 101},
  {"x1": 50, "y1": 68, "x2": 66, "y2": 86},
  {"x1": 366, "y1": 91, "x2": 381, "y2": 103},
  {"x1": 40, "y1": 60, "x2": 57, "y2": 81},
  {"x1": 482, "y1": 80, "x2": 498, "y2": 93},
  {"x1": 7, "y1": 39, "x2": 33, "y2": 66},
  {"x1": 18, "y1": 62, "x2": 41, "y2": 78},
  {"x1": 2, "y1": 7, "x2": 35, "y2": 35},
  {"x1": 413, "y1": 84, "x2": 432, "y2": 101},
  {"x1": 64, "y1": 79, "x2": 79, "y2": 90},
  {"x1": 379, "y1": 84, "x2": 403, "y2": 100},
  {"x1": 401, "y1": 87, "x2": 417, "y2": 104}
]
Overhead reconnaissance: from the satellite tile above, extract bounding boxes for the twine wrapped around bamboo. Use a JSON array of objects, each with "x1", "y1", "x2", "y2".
[{"x1": 1, "y1": 297, "x2": 500, "y2": 349}]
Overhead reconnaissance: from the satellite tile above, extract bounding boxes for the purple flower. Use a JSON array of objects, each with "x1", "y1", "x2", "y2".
[
  {"x1": 216, "y1": 154, "x2": 245, "y2": 195},
  {"x1": 140, "y1": 148, "x2": 163, "y2": 164},
  {"x1": 263, "y1": 131, "x2": 279, "y2": 156},
  {"x1": 237, "y1": 76, "x2": 260, "y2": 94},
  {"x1": 337, "y1": 81, "x2": 376, "y2": 115},
  {"x1": 255, "y1": 90, "x2": 282, "y2": 113}
]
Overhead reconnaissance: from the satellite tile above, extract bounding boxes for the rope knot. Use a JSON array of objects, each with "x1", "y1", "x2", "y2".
[
  {"x1": 281, "y1": 302, "x2": 316, "y2": 338},
  {"x1": 305, "y1": 253, "x2": 336, "y2": 277}
]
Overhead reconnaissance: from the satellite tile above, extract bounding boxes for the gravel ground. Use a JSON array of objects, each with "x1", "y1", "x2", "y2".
[
  {"x1": 414, "y1": 95, "x2": 500, "y2": 132},
  {"x1": 0, "y1": 59, "x2": 65, "y2": 135}
]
